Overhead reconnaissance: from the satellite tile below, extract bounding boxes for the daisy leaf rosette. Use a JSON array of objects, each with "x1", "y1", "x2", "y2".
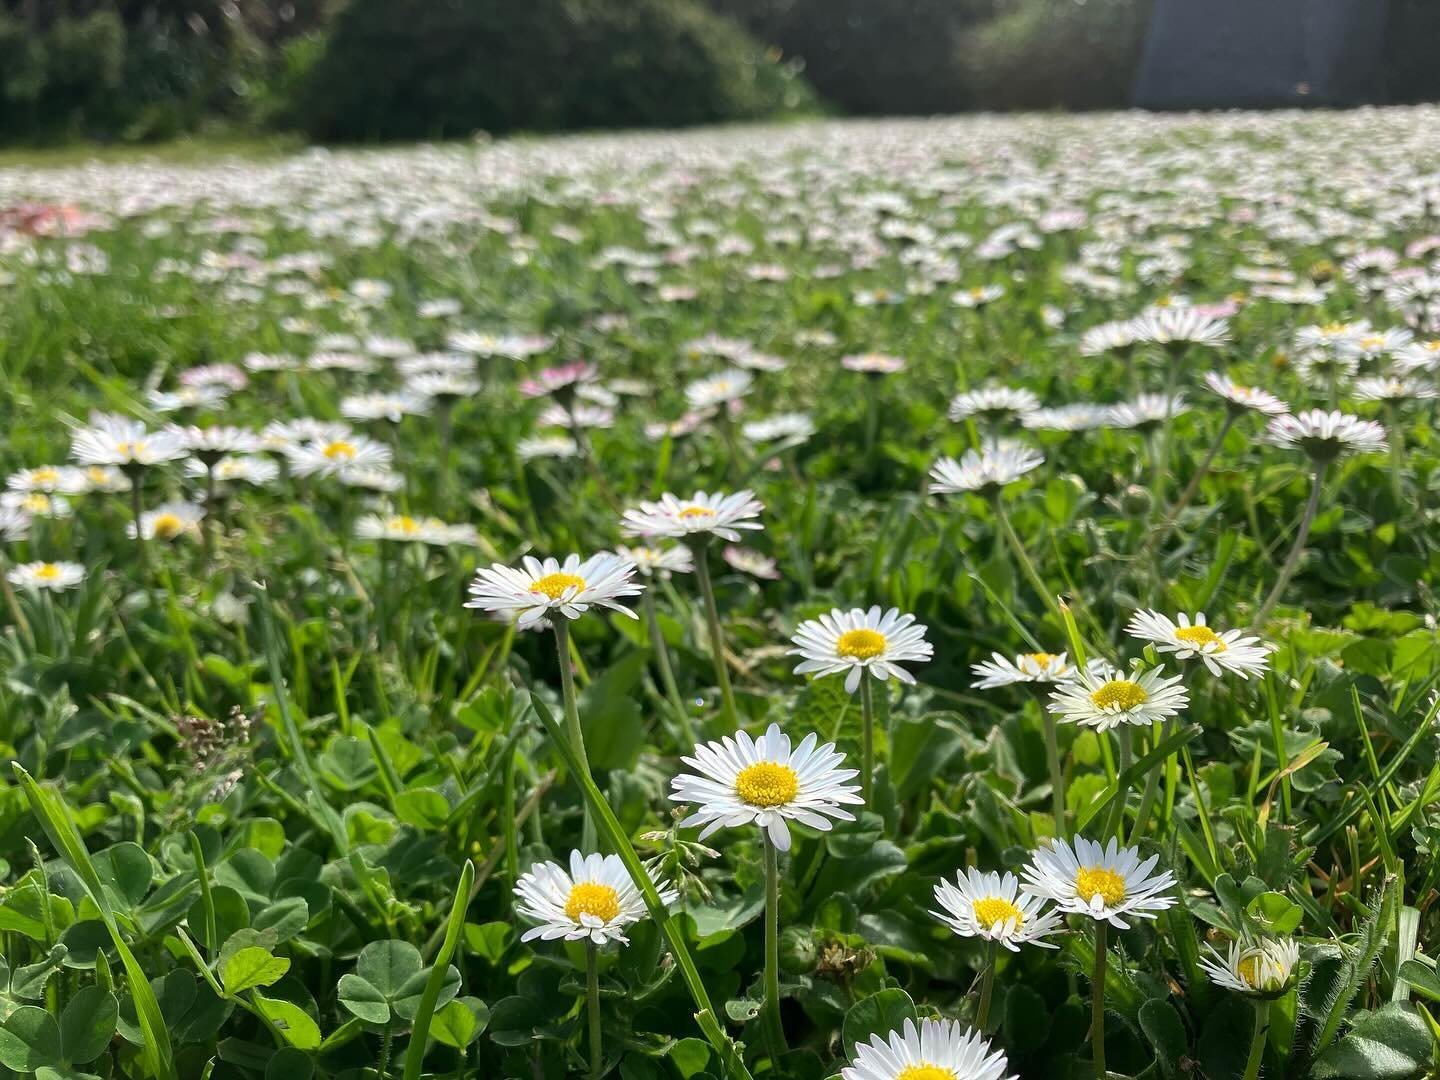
[
  {"x1": 840, "y1": 1017, "x2": 1016, "y2": 1080},
  {"x1": 668, "y1": 723, "x2": 863, "y2": 851},
  {"x1": 465, "y1": 553, "x2": 642, "y2": 629},
  {"x1": 1021, "y1": 836, "x2": 1177, "y2": 929},
  {"x1": 513, "y1": 851, "x2": 677, "y2": 946},
  {"x1": 789, "y1": 605, "x2": 933, "y2": 694},
  {"x1": 930, "y1": 868, "x2": 1065, "y2": 952}
]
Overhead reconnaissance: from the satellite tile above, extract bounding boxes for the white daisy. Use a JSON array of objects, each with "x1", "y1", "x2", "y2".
[
  {"x1": 930, "y1": 869, "x2": 1065, "y2": 952},
  {"x1": 928, "y1": 446, "x2": 1043, "y2": 497},
  {"x1": 70, "y1": 415, "x2": 186, "y2": 469},
  {"x1": 1106, "y1": 394, "x2": 1188, "y2": 431},
  {"x1": 6, "y1": 466, "x2": 76, "y2": 494},
  {"x1": 1124, "y1": 611, "x2": 1272, "y2": 679},
  {"x1": 614, "y1": 544, "x2": 694, "y2": 578},
  {"x1": 1079, "y1": 320, "x2": 1140, "y2": 356},
  {"x1": 357, "y1": 514, "x2": 469, "y2": 545},
  {"x1": 685, "y1": 370, "x2": 753, "y2": 411},
  {"x1": 513, "y1": 851, "x2": 676, "y2": 946},
  {"x1": 1265, "y1": 409, "x2": 1388, "y2": 461},
  {"x1": 406, "y1": 371, "x2": 482, "y2": 400},
  {"x1": 517, "y1": 434, "x2": 579, "y2": 462},
  {"x1": 340, "y1": 392, "x2": 431, "y2": 422},
  {"x1": 168, "y1": 425, "x2": 262, "y2": 461},
  {"x1": 841, "y1": 353, "x2": 906, "y2": 375},
  {"x1": 2, "y1": 492, "x2": 72, "y2": 520},
  {"x1": 1129, "y1": 307, "x2": 1230, "y2": 350},
  {"x1": 1354, "y1": 376, "x2": 1437, "y2": 403},
  {"x1": 1046, "y1": 663, "x2": 1189, "y2": 732},
  {"x1": 948, "y1": 386, "x2": 1040, "y2": 425},
  {"x1": 69, "y1": 465, "x2": 131, "y2": 494},
  {"x1": 722, "y1": 545, "x2": 780, "y2": 579},
  {"x1": 789, "y1": 606, "x2": 933, "y2": 694},
  {"x1": 284, "y1": 434, "x2": 394, "y2": 478},
  {"x1": 0, "y1": 506, "x2": 31, "y2": 543},
  {"x1": 9, "y1": 561, "x2": 85, "y2": 593},
  {"x1": 620, "y1": 490, "x2": 764, "y2": 543},
  {"x1": 465, "y1": 553, "x2": 642, "y2": 629},
  {"x1": 669, "y1": 723, "x2": 863, "y2": 852},
  {"x1": 970, "y1": 650, "x2": 1078, "y2": 689},
  {"x1": 950, "y1": 284, "x2": 1006, "y2": 308},
  {"x1": 186, "y1": 455, "x2": 280, "y2": 488},
  {"x1": 260, "y1": 418, "x2": 353, "y2": 450},
  {"x1": 128, "y1": 501, "x2": 205, "y2": 542},
  {"x1": 1198, "y1": 937, "x2": 1300, "y2": 996},
  {"x1": 1021, "y1": 836, "x2": 1177, "y2": 928},
  {"x1": 840, "y1": 1018, "x2": 1015, "y2": 1080},
  {"x1": 1202, "y1": 373, "x2": 1289, "y2": 416},
  {"x1": 741, "y1": 413, "x2": 815, "y2": 444},
  {"x1": 1022, "y1": 404, "x2": 1114, "y2": 432}
]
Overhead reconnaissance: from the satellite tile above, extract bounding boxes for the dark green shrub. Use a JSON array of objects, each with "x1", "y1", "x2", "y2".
[
  {"x1": 287, "y1": 0, "x2": 811, "y2": 142},
  {"x1": 1385, "y1": 0, "x2": 1440, "y2": 104}
]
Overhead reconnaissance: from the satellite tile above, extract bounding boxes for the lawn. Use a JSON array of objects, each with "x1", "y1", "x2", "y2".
[{"x1": 1, "y1": 109, "x2": 1439, "y2": 1080}]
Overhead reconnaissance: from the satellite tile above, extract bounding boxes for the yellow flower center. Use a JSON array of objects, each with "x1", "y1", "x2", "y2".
[
  {"x1": 972, "y1": 896, "x2": 1025, "y2": 929},
  {"x1": 22, "y1": 495, "x2": 50, "y2": 513},
  {"x1": 530, "y1": 572, "x2": 586, "y2": 600},
  {"x1": 1023, "y1": 652, "x2": 1058, "y2": 667},
  {"x1": 1322, "y1": 322, "x2": 1348, "y2": 334},
  {"x1": 323, "y1": 440, "x2": 357, "y2": 460},
  {"x1": 87, "y1": 467, "x2": 110, "y2": 483},
  {"x1": 564, "y1": 882, "x2": 621, "y2": 924},
  {"x1": 678, "y1": 506, "x2": 715, "y2": 519},
  {"x1": 1089, "y1": 679, "x2": 1148, "y2": 711},
  {"x1": 116, "y1": 439, "x2": 146, "y2": 457},
  {"x1": 1076, "y1": 866, "x2": 1127, "y2": 906},
  {"x1": 734, "y1": 762, "x2": 799, "y2": 807},
  {"x1": 835, "y1": 628, "x2": 887, "y2": 660},
  {"x1": 1361, "y1": 336, "x2": 1385, "y2": 349},
  {"x1": 1174, "y1": 625, "x2": 1226, "y2": 651},
  {"x1": 152, "y1": 513, "x2": 185, "y2": 540},
  {"x1": 391, "y1": 515, "x2": 421, "y2": 535},
  {"x1": 896, "y1": 1066, "x2": 958, "y2": 1080},
  {"x1": 1236, "y1": 953, "x2": 1265, "y2": 988},
  {"x1": 34, "y1": 563, "x2": 61, "y2": 580},
  {"x1": 1425, "y1": 341, "x2": 1440, "y2": 352},
  {"x1": 32, "y1": 468, "x2": 59, "y2": 485}
]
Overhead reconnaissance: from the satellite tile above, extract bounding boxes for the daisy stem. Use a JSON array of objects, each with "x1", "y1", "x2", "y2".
[
  {"x1": 692, "y1": 546, "x2": 739, "y2": 732},
  {"x1": 203, "y1": 464, "x2": 218, "y2": 567},
  {"x1": 1150, "y1": 357, "x2": 1181, "y2": 515},
  {"x1": 552, "y1": 619, "x2": 597, "y2": 850},
  {"x1": 436, "y1": 397, "x2": 454, "y2": 513},
  {"x1": 1152, "y1": 411, "x2": 1235, "y2": 550},
  {"x1": 863, "y1": 390, "x2": 879, "y2": 464},
  {"x1": 1043, "y1": 712, "x2": 1067, "y2": 834},
  {"x1": 1105, "y1": 727, "x2": 1132, "y2": 840},
  {"x1": 859, "y1": 674, "x2": 875, "y2": 802},
  {"x1": 1386, "y1": 401, "x2": 1403, "y2": 506},
  {"x1": 1253, "y1": 462, "x2": 1327, "y2": 630},
  {"x1": 0, "y1": 554, "x2": 35, "y2": 649},
  {"x1": 586, "y1": 942, "x2": 602, "y2": 1078},
  {"x1": 643, "y1": 588, "x2": 695, "y2": 749},
  {"x1": 977, "y1": 938, "x2": 999, "y2": 1034},
  {"x1": 992, "y1": 495, "x2": 1059, "y2": 623},
  {"x1": 1129, "y1": 720, "x2": 1169, "y2": 843},
  {"x1": 1242, "y1": 999, "x2": 1270, "y2": 1080},
  {"x1": 1091, "y1": 920, "x2": 1108, "y2": 1080},
  {"x1": 129, "y1": 480, "x2": 149, "y2": 575},
  {"x1": 762, "y1": 835, "x2": 788, "y2": 1059}
]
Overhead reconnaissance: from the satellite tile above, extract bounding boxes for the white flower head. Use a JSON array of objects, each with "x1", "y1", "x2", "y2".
[
  {"x1": 1021, "y1": 835, "x2": 1177, "y2": 928},
  {"x1": 70, "y1": 415, "x2": 186, "y2": 469},
  {"x1": 1199, "y1": 937, "x2": 1300, "y2": 996},
  {"x1": 948, "y1": 386, "x2": 1040, "y2": 425},
  {"x1": 789, "y1": 606, "x2": 933, "y2": 694},
  {"x1": 840, "y1": 1018, "x2": 1016, "y2": 1080},
  {"x1": 614, "y1": 544, "x2": 693, "y2": 578},
  {"x1": 971, "y1": 650, "x2": 1080, "y2": 689},
  {"x1": 466, "y1": 553, "x2": 642, "y2": 629},
  {"x1": 930, "y1": 868, "x2": 1065, "y2": 952},
  {"x1": 621, "y1": 490, "x2": 764, "y2": 543},
  {"x1": 685, "y1": 370, "x2": 754, "y2": 411},
  {"x1": 128, "y1": 501, "x2": 205, "y2": 542},
  {"x1": 9, "y1": 561, "x2": 85, "y2": 592},
  {"x1": 1047, "y1": 663, "x2": 1189, "y2": 732},
  {"x1": 0, "y1": 506, "x2": 31, "y2": 543},
  {"x1": 514, "y1": 851, "x2": 676, "y2": 946},
  {"x1": 1203, "y1": 373, "x2": 1289, "y2": 416},
  {"x1": 1125, "y1": 610, "x2": 1272, "y2": 679},
  {"x1": 1265, "y1": 409, "x2": 1388, "y2": 461},
  {"x1": 284, "y1": 434, "x2": 394, "y2": 478},
  {"x1": 358, "y1": 513, "x2": 470, "y2": 546},
  {"x1": 669, "y1": 723, "x2": 863, "y2": 851},
  {"x1": 929, "y1": 446, "x2": 1043, "y2": 497}
]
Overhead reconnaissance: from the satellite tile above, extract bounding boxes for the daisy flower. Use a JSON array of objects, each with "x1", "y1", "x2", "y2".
[
  {"x1": 406, "y1": 371, "x2": 482, "y2": 400},
  {"x1": 1079, "y1": 320, "x2": 1139, "y2": 356},
  {"x1": 6, "y1": 466, "x2": 75, "y2": 494},
  {"x1": 840, "y1": 1018, "x2": 1015, "y2": 1080},
  {"x1": 1124, "y1": 611, "x2": 1272, "y2": 679},
  {"x1": 0, "y1": 506, "x2": 31, "y2": 543},
  {"x1": 519, "y1": 361, "x2": 598, "y2": 399},
  {"x1": 513, "y1": 851, "x2": 676, "y2": 946},
  {"x1": 1047, "y1": 663, "x2": 1188, "y2": 732},
  {"x1": 1107, "y1": 393, "x2": 1188, "y2": 432},
  {"x1": 1264, "y1": 409, "x2": 1388, "y2": 461},
  {"x1": 168, "y1": 425, "x2": 262, "y2": 462},
  {"x1": 930, "y1": 869, "x2": 1065, "y2": 952},
  {"x1": 685, "y1": 370, "x2": 753, "y2": 411},
  {"x1": 951, "y1": 284, "x2": 1006, "y2": 308},
  {"x1": 1021, "y1": 836, "x2": 1177, "y2": 928},
  {"x1": 1202, "y1": 373, "x2": 1288, "y2": 416},
  {"x1": 1022, "y1": 404, "x2": 1113, "y2": 432},
  {"x1": 70, "y1": 415, "x2": 186, "y2": 469},
  {"x1": 741, "y1": 413, "x2": 815, "y2": 444},
  {"x1": 614, "y1": 544, "x2": 693, "y2": 578},
  {"x1": 2, "y1": 492, "x2": 71, "y2": 520},
  {"x1": 841, "y1": 353, "x2": 906, "y2": 375},
  {"x1": 1353, "y1": 376, "x2": 1438, "y2": 403},
  {"x1": 947, "y1": 386, "x2": 1040, "y2": 425},
  {"x1": 1199, "y1": 937, "x2": 1300, "y2": 996},
  {"x1": 517, "y1": 434, "x2": 579, "y2": 461},
  {"x1": 928, "y1": 446, "x2": 1043, "y2": 497},
  {"x1": 357, "y1": 513, "x2": 467, "y2": 545},
  {"x1": 186, "y1": 455, "x2": 280, "y2": 488},
  {"x1": 1129, "y1": 307, "x2": 1230, "y2": 350},
  {"x1": 789, "y1": 606, "x2": 933, "y2": 694},
  {"x1": 9, "y1": 561, "x2": 85, "y2": 592},
  {"x1": 285, "y1": 434, "x2": 394, "y2": 478},
  {"x1": 128, "y1": 502, "x2": 205, "y2": 542},
  {"x1": 722, "y1": 545, "x2": 780, "y2": 579},
  {"x1": 621, "y1": 490, "x2": 764, "y2": 544},
  {"x1": 971, "y1": 650, "x2": 1077, "y2": 689},
  {"x1": 669, "y1": 723, "x2": 863, "y2": 851},
  {"x1": 340, "y1": 392, "x2": 431, "y2": 422},
  {"x1": 465, "y1": 553, "x2": 641, "y2": 629}
]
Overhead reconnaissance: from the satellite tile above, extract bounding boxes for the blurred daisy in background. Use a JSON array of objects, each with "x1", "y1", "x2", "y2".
[
  {"x1": 9, "y1": 561, "x2": 85, "y2": 592},
  {"x1": 722, "y1": 545, "x2": 780, "y2": 579},
  {"x1": 128, "y1": 501, "x2": 205, "y2": 542},
  {"x1": 615, "y1": 544, "x2": 693, "y2": 578},
  {"x1": 929, "y1": 445, "x2": 1043, "y2": 497},
  {"x1": 1265, "y1": 409, "x2": 1388, "y2": 461},
  {"x1": 948, "y1": 386, "x2": 1040, "y2": 425},
  {"x1": 1203, "y1": 372, "x2": 1288, "y2": 416},
  {"x1": 70, "y1": 415, "x2": 186, "y2": 470},
  {"x1": 285, "y1": 433, "x2": 394, "y2": 478},
  {"x1": 621, "y1": 490, "x2": 764, "y2": 543}
]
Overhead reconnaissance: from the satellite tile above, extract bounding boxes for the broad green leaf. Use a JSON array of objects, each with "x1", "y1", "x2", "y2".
[
  {"x1": 221, "y1": 947, "x2": 290, "y2": 995},
  {"x1": 59, "y1": 986, "x2": 117, "y2": 1064},
  {"x1": 0, "y1": 1006, "x2": 62, "y2": 1072},
  {"x1": 253, "y1": 994, "x2": 321, "y2": 1050},
  {"x1": 841, "y1": 988, "x2": 916, "y2": 1057}
]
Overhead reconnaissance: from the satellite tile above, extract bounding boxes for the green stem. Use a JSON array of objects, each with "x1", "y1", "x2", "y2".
[
  {"x1": 859, "y1": 675, "x2": 875, "y2": 802},
  {"x1": 377, "y1": 1021, "x2": 394, "y2": 1079},
  {"x1": 643, "y1": 588, "x2": 695, "y2": 749},
  {"x1": 0, "y1": 552, "x2": 34, "y2": 648},
  {"x1": 130, "y1": 478, "x2": 148, "y2": 575},
  {"x1": 1129, "y1": 720, "x2": 1170, "y2": 843},
  {"x1": 1105, "y1": 727, "x2": 1132, "y2": 840},
  {"x1": 1387, "y1": 402, "x2": 1403, "y2": 507},
  {"x1": 977, "y1": 938, "x2": 998, "y2": 1033},
  {"x1": 1043, "y1": 711, "x2": 1067, "y2": 835},
  {"x1": 1242, "y1": 999, "x2": 1270, "y2": 1080},
  {"x1": 993, "y1": 495, "x2": 1060, "y2": 622},
  {"x1": 1253, "y1": 462, "x2": 1327, "y2": 629},
  {"x1": 202, "y1": 464, "x2": 218, "y2": 567},
  {"x1": 553, "y1": 618, "x2": 596, "y2": 851},
  {"x1": 762, "y1": 836, "x2": 788, "y2": 1059},
  {"x1": 691, "y1": 545, "x2": 739, "y2": 732},
  {"x1": 1091, "y1": 920, "x2": 1108, "y2": 1080},
  {"x1": 586, "y1": 943, "x2": 602, "y2": 1078},
  {"x1": 1150, "y1": 357, "x2": 1181, "y2": 514},
  {"x1": 1152, "y1": 411, "x2": 1235, "y2": 550}
]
